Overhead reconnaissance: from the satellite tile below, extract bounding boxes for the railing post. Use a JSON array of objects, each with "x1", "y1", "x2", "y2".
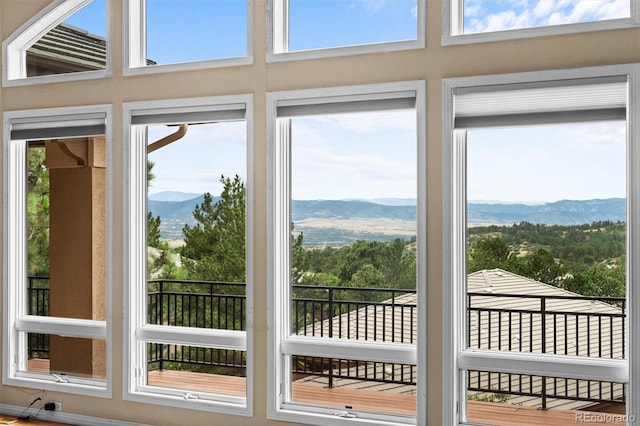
[
  {"x1": 328, "y1": 287, "x2": 334, "y2": 388},
  {"x1": 159, "y1": 281, "x2": 164, "y2": 371},
  {"x1": 541, "y1": 296, "x2": 547, "y2": 410}
]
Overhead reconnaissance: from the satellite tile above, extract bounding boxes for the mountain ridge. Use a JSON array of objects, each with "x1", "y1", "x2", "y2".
[{"x1": 147, "y1": 193, "x2": 626, "y2": 241}]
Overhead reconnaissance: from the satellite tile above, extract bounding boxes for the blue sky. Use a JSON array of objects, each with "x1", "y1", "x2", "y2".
[
  {"x1": 467, "y1": 122, "x2": 626, "y2": 203},
  {"x1": 62, "y1": 0, "x2": 629, "y2": 203}
]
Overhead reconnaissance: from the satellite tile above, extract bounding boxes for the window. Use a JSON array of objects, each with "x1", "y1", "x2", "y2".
[
  {"x1": 125, "y1": 0, "x2": 251, "y2": 72},
  {"x1": 3, "y1": 105, "x2": 112, "y2": 396},
  {"x1": 442, "y1": 65, "x2": 640, "y2": 425},
  {"x1": 3, "y1": 0, "x2": 109, "y2": 85},
  {"x1": 124, "y1": 96, "x2": 253, "y2": 415},
  {"x1": 268, "y1": 81, "x2": 427, "y2": 425},
  {"x1": 443, "y1": 0, "x2": 639, "y2": 44},
  {"x1": 269, "y1": 0, "x2": 425, "y2": 61}
]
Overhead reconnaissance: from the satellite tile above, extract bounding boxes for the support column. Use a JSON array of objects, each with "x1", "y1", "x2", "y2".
[{"x1": 45, "y1": 137, "x2": 106, "y2": 379}]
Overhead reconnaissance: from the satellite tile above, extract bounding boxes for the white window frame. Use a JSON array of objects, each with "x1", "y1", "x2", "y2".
[
  {"x1": 124, "y1": 0, "x2": 253, "y2": 75},
  {"x1": 442, "y1": 64, "x2": 640, "y2": 425},
  {"x1": 267, "y1": 0, "x2": 426, "y2": 62},
  {"x1": 442, "y1": 0, "x2": 640, "y2": 45},
  {"x1": 267, "y1": 81, "x2": 427, "y2": 426},
  {"x1": 2, "y1": 104, "x2": 113, "y2": 397},
  {"x1": 3, "y1": 0, "x2": 111, "y2": 86},
  {"x1": 123, "y1": 95, "x2": 254, "y2": 416}
]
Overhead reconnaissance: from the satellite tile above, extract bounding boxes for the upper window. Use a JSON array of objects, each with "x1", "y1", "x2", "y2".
[
  {"x1": 268, "y1": 81, "x2": 427, "y2": 425},
  {"x1": 3, "y1": 105, "x2": 112, "y2": 396},
  {"x1": 444, "y1": 0, "x2": 638, "y2": 44},
  {"x1": 442, "y1": 65, "x2": 639, "y2": 425},
  {"x1": 269, "y1": 0, "x2": 425, "y2": 60},
  {"x1": 126, "y1": 0, "x2": 251, "y2": 72},
  {"x1": 124, "y1": 96, "x2": 253, "y2": 415},
  {"x1": 3, "y1": 0, "x2": 109, "y2": 85}
]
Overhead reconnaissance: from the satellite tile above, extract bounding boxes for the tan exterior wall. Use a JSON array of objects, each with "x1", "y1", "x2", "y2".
[{"x1": 0, "y1": 1, "x2": 639, "y2": 425}]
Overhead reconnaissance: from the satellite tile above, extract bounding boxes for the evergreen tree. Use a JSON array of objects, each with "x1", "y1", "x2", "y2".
[
  {"x1": 181, "y1": 175, "x2": 246, "y2": 283},
  {"x1": 27, "y1": 146, "x2": 50, "y2": 276}
]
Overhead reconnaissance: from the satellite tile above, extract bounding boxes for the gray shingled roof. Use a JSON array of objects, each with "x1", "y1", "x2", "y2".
[{"x1": 27, "y1": 23, "x2": 106, "y2": 72}]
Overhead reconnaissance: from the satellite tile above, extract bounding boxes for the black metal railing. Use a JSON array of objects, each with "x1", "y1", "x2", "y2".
[
  {"x1": 146, "y1": 279, "x2": 246, "y2": 374},
  {"x1": 27, "y1": 278, "x2": 626, "y2": 408},
  {"x1": 467, "y1": 292, "x2": 626, "y2": 408},
  {"x1": 290, "y1": 285, "x2": 417, "y2": 388}
]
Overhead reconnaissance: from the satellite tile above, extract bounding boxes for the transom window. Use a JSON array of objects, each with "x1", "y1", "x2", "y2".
[
  {"x1": 444, "y1": 0, "x2": 639, "y2": 44},
  {"x1": 269, "y1": 0, "x2": 425, "y2": 60},
  {"x1": 3, "y1": 0, "x2": 109, "y2": 85},
  {"x1": 126, "y1": 0, "x2": 251, "y2": 72}
]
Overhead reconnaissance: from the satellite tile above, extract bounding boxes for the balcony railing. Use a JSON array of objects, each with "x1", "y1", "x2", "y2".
[{"x1": 27, "y1": 278, "x2": 626, "y2": 409}]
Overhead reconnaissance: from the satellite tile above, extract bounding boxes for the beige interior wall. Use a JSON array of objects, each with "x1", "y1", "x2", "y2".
[{"x1": 0, "y1": 1, "x2": 639, "y2": 425}]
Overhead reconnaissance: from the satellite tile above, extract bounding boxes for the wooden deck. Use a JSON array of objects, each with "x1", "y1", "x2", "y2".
[{"x1": 23, "y1": 359, "x2": 626, "y2": 425}]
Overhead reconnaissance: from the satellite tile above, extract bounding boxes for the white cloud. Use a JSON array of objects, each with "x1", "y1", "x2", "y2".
[
  {"x1": 466, "y1": 122, "x2": 626, "y2": 203},
  {"x1": 290, "y1": 113, "x2": 417, "y2": 199},
  {"x1": 465, "y1": 0, "x2": 629, "y2": 33}
]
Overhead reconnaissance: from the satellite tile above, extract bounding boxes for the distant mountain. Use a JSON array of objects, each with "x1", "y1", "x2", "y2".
[
  {"x1": 468, "y1": 198, "x2": 625, "y2": 226},
  {"x1": 149, "y1": 191, "x2": 202, "y2": 202},
  {"x1": 292, "y1": 200, "x2": 415, "y2": 221},
  {"x1": 147, "y1": 192, "x2": 626, "y2": 242}
]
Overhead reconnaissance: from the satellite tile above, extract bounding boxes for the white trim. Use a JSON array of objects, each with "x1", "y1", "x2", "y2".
[
  {"x1": 123, "y1": 0, "x2": 253, "y2": 75},
  {"x1": 3, "y1": 0, "x2": 111, "y2": 86},
  {"x1": 442, "y1": 64, "x2": 640, "y2": 425},
  {"x1": 458, "y1": 350, "x2": 628, "y2": 383},
  {"x1": 267, "y1": 81, "x2": 426, "y2": 425},
  {"x1": 627, "y1": 63, "x2": 640, "y2": 423},
  {"x1": 2, "y1": 104, "x2": 113, "y2": 397},
  {"x1": 267, "y1": 0, "x2": 425, "y2": 63},
  {"x1": 136, "y1": 325, "x2": 245, "y2": 350},
  {"x1": 15, "y1": 316, "x2": 106, "y2": 339},
  {"x1": 122, "y1": 95, "x2": 253, "y2": 416},
  {"x1": 442, "y1": 0, "x2": 640, "y2": 46},
  {"x1": 0, "y1": 403, "x2": 150, "y2": 426},
  {"x1": 282, "y1": 336, "x2": 416, "y2": 364}
]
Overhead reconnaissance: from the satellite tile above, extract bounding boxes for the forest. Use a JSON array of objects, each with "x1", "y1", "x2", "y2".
[{"x1": 467, "y1": 221, "x2": 626, "y2": 297}]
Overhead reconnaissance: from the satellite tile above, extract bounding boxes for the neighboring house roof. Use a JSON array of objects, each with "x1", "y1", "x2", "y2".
[
  {"x1": 296, "y1": 269, "x2": 625, "y2": 411},
  {"x1": 25, "y1": 23, "x2": 156, "y2": 77},
  {"x1": 27, "y1": 24, "x2": 106, "y2": 75}
]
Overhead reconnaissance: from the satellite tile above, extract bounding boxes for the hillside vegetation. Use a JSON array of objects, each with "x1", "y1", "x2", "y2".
[{"x1": 467, "y1": 221, "x2": 626, "y2": 297}]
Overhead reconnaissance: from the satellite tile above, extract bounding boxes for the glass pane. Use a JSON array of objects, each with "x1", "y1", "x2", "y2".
[
  {"x1": 146, "y1": 121, "x2": 247, "y2": 331},
  {"x1": 27, "y1": 0, "x2": 107, "y2": 76},
  {"x1": 290, "y1": 355, "x2": 416, "y2": 416},
  {"x1": 289, "y1": 109, "x2": 417, "y2": 342},
  {"x1": 25, "y1": 333, "x2": 106, "y2": 381},
  {"x1": 146, "y1": 0, "x2": 247, "y2": 65},
  {"x1": 146, "y1": 343, "x2": 246, "y2": 397},
  {"x1": 464, "y1": 369, "x2": 626, "y2": 425},
  {"x1": 465, "y1": 121, "x2": 627, "y2": 360},
  {"x1": 26, "y1": 137, "x2": 107, "y2": 322},
  {"x1": 463, "y1": 0, "x2": 630, "y2": 34},
  {"x1": 288, "y1": 0, "x2": 417, "y2": 51}
]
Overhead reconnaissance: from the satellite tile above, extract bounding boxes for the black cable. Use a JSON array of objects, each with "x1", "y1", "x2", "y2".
[{"x1": 17, "y1": 397, "x2": 41, "y2": 420}]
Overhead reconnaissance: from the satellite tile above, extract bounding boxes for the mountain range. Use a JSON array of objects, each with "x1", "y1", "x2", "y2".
[{"x1": 147, "y1": 191, "x2": 626, "y2": 242}]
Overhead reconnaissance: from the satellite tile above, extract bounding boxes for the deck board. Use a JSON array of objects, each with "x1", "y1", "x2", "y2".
[
  {"x1": 23, "y1": 359, "x2": 626, "y2": 425},
  {"x1": 467, "y1": 401, "x2": 625, "y2": 426}
]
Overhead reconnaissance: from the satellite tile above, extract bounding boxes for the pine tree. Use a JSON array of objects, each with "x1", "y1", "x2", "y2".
[{"x1": 181, "y1": 175, "x2": 246, "y2": 283}]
